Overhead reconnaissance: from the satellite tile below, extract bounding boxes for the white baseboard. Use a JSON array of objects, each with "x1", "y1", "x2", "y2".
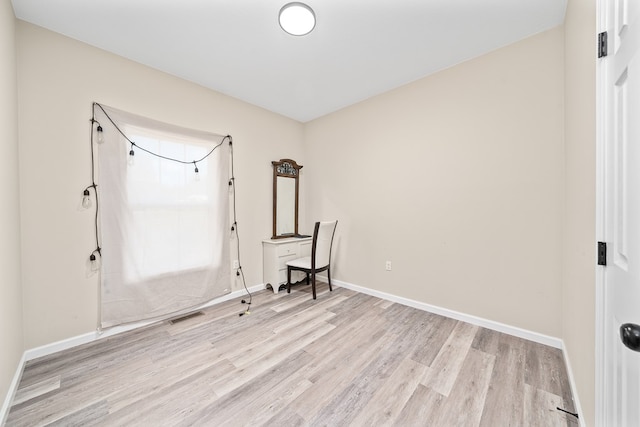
[
  {"x1": 24, "y1": 284, "x2": 265, "y2": 362},
  {"x1": 561, "y1": 342, "x2": 585, "y2": 426},
  {"x1": 327, "y1": 277, "x2": 563, "y2": 349},
  {"x1": 0, "y1": 352, "x2": 26, "y2": 425}
]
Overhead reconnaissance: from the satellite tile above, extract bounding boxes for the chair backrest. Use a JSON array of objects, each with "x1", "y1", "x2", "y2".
[{"x1": 312, "y1": 220, "x2": 338, "y2": 269}]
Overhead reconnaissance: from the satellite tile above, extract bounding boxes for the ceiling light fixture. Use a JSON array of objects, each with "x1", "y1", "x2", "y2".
[{"x1": 279, "y1": 2, "x2": 315, "y2": 36}]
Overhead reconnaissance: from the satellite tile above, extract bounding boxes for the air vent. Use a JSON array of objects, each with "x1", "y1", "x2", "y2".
[{"x1": 168, "y1": 311, "x2": 205, "y2": 324}]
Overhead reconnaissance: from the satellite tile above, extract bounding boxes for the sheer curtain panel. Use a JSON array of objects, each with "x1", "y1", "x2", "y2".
[{"x1": 95, "y1": 105, "x2": 231, "y2": 328}]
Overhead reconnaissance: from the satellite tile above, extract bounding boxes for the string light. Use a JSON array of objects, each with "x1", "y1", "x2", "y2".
[
  {"x1": 84, "y1": 103, "x2": 230, "y2": 274},
  {"x1": 89, "y1": 252, "x2": 100, "y2": 271},
  {"x1": 91, "y1": 118, "x2": 105, "y2": 145},
  {"x1": 96, "y1": 125, "x2": 104, "y2": 144},
  {"x1": 94, "y1": 103, "x2": 225, "y2": 167},
  {"x1": 83, "y1": 103, "x2": 251, "y2": 312},
  {"x1": 228, "y1": 137, "x2": 252, "y2": 311},
  {"x1": 86, "y1": 247, "x2": 101, "y2": 277},
  {"x1": 85, "y1": 114, "x2": 102, "y2": 272},
  {"x1": 82, "y1": 189, "x2": 92, "y2": 209},
  {"x1": 128, "y1": 144, "x2": 135, "y2": 166}
]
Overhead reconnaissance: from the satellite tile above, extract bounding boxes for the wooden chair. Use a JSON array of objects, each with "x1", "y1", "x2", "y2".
[{"x1": 287, "y1": 220, "x2": 338, "y2": 299}]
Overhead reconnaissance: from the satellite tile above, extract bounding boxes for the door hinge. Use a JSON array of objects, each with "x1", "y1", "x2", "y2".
[
  {"x1": 598, "y1": 241, "x2": 607, "y2": 266},
  {"x1": 598, "y1": 31, "x2": 608, "y2": 58}
]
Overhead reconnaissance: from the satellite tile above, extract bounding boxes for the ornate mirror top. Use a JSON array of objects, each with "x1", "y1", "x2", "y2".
[{"x1": 273, "y1": 159, "x2": 302, "y2": 177}]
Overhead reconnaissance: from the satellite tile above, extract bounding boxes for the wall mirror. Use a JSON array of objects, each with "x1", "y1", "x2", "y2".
[{"x1": 272, "y1": 159, "x2": 302, "y2": 239}]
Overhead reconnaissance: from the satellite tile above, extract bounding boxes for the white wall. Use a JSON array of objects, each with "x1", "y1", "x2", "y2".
[
  {"x1": 563, "y1": 0, "x2": 596, "y2": 425},
  {"x1": 0, "y1": 0, "x2": 24, "y2": 416},
  {"x1": 304, "y1": 27, "x2": 565, "y2": 338},
  {"x1": 16, "y1": 21, "x2": 304, "y2": 349}
]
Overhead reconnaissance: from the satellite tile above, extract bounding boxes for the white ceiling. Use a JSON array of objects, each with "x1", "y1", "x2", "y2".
[{"x1": 11, "y1": 0, "x2": 567, "y2": 123}]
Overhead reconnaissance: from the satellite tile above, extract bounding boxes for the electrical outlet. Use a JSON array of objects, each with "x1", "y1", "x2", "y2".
[
  {"x1": 385, "y1": 261, "x2": 392, "y2": 271},
  {"x1": 233, "y1": 260, "x2": 239, "y2": 269}
]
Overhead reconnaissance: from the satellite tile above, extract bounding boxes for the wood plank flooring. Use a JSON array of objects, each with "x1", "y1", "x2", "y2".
[{"x1": 6, "y1": 283, "x2": 578, "y2": 426}]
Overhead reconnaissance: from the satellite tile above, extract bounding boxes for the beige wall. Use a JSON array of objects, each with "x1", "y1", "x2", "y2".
[
  {"x1": 304, "y1": 27, "x2": 565, "y2": 338},
  {"x1": 0, "y1": 0, "x2": 23, "y2": 415},
  {"x1": 563, "y1": 0, "x2": 596, "y2": 425},
  {"x1": 16, "y1": 21, "x2": 304, "y2": 348}
]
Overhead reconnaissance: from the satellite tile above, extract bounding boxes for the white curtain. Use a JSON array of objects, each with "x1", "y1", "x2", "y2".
[{"x1": 95, "y1": 105, "x2": 230, "y2": 328}]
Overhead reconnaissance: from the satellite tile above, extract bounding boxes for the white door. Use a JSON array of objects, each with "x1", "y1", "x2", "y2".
[{"x1": 602, "y1": 0, "x2": 640, "y2": 425}]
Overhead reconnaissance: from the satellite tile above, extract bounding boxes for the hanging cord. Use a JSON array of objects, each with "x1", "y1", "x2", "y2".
[
  {"x1": 93, "y1": 102, "x2": 225, "y2": 165},
  {"x1": 86, "y1": 110, "x2": 101, "y2": 262},
  {"x1": 229, "y1": 138, "x2": 253, "y2": 316}
]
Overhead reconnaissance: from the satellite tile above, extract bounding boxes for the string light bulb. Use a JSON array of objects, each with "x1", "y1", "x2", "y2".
[
  {"x1": 82, "y1": 189, "x2": 92, "y2": 209},
  {"x1": 194, "y1": 162, "x2": 200, "y2": 181},
  {"x1": 128, "y1": 147, "x2": 135, "y2": 166},
  {"x1": 87, "y1": 251, "x2": 101, "y2": 277},
  {"x1": 89, "y1": 253, "x2": 99, "y2": 271},
  {"x1": 96, "y1": 125, "x2": 104, "y2": 144}
]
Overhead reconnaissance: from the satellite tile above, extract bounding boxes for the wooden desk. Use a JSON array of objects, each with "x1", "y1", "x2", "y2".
[{"x1": 262, "y1": 237, "x2": 312, "y2": 293}]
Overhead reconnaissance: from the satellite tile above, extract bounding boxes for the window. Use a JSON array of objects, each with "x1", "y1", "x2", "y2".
[
  {"x1": 95, "y1": 105, "x2": 230, "y2": 327},
  {"x1": 125, "y1": 128, "x2": 221, "y2": 279}
]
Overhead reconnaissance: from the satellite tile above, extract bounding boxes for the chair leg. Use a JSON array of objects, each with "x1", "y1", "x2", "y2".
[
  {"x1": 311, "y1": 272, "x2": 316, "y2": 300},
  {"x1": 327, "y1": 267, "x2": 333, "y2": 292},
  {"x1": 306, "y1": 273, "x2": 310, "y2": 286},
  {"x1": 287, "y1": 267, "x2": 292, "y2": 294}
]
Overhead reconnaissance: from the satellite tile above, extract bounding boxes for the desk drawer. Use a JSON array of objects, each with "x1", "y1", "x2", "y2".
[{"x1": 277, "y1": 243, "x2": 298, "y2": 257}]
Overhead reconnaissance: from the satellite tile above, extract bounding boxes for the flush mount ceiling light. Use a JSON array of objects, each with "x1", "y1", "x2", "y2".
[{"x1": 279, "y1": 2, "x2": 316, "y2": 36}]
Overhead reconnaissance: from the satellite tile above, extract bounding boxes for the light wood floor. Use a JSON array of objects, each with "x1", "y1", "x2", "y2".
[{"x1": 6, "y1": 283, "x2": 578, "y2": 426}]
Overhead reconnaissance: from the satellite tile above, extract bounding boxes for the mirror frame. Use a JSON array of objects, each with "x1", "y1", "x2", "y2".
[{"x1": 272, "y1": 159, "x2": 303, "y2": 239}]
